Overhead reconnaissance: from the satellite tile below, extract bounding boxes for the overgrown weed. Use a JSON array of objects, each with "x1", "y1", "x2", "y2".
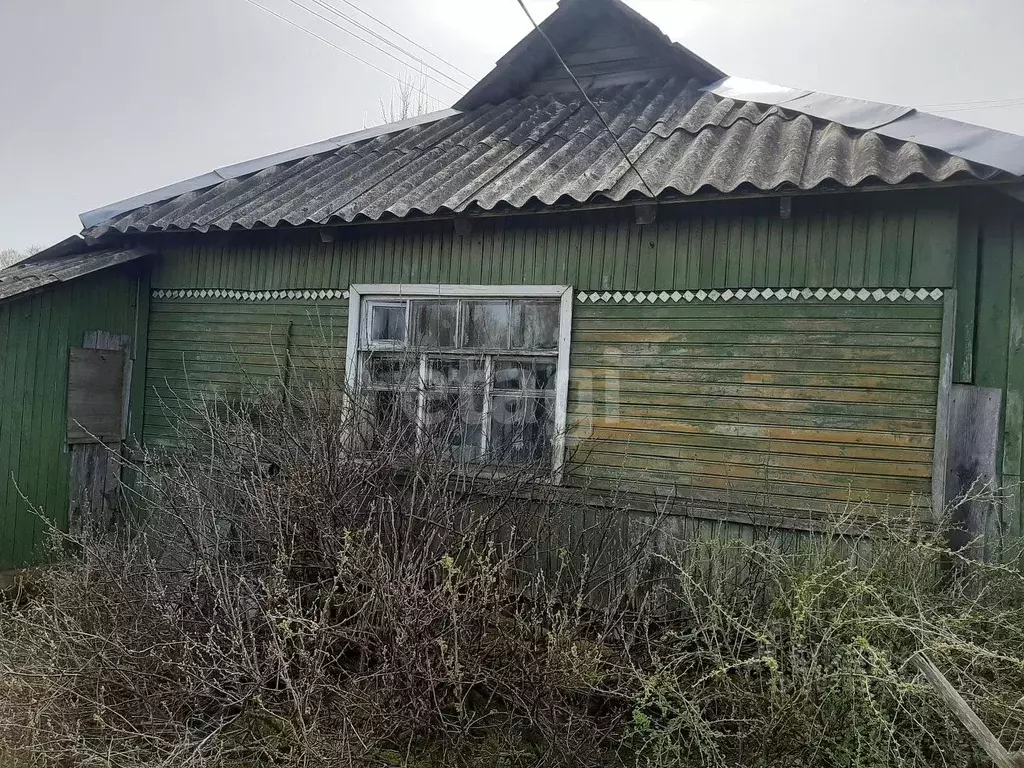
[{"x1": 1, "y1": 379, "x2": 1022, "y2": 767}]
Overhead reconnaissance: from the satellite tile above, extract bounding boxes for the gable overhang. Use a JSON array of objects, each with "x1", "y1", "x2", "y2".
[
  {"x1": 0, "y1": 238, "x2": 153, "y2": 303},
  {"x1": 454, "y1": 0, "x2": 725, "y2": 111}
]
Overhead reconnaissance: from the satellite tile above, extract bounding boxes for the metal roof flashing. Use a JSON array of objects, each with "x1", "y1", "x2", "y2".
[{"x1": 703, "y1": 77, "x2": 1024, "y2": 176}]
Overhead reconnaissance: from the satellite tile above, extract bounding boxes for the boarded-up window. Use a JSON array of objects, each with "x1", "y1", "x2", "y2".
[{"x1": 67, "y1": 347, "x2": 126, "y2": 444}]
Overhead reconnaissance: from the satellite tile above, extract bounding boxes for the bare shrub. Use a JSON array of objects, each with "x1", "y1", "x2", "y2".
[
  {"x1": 2, "y1": 372, "x2": 1024, "y2": 767},
  {"x1": 0, "y1": 377, "x2": 656, "y2": 767}
]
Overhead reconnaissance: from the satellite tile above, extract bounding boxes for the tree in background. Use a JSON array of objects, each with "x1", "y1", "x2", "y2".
[
  {"x1": 0, "y1": 246, "x2": 39, "y2": 269},
  {"x1": 378, "y1": 69, "x2": 433, "y2": 124}
]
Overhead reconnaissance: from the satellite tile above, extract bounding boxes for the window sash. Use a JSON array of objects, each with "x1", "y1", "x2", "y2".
[
  {"x1": 347, "y1": 285, "x2": 572, "y2": 479},
  {"x1": 361, "y1": 297, "x2": 561, "y2": 354},
  {"x1": 361, "y1": 349, "x2": 553, "y2": 463}
]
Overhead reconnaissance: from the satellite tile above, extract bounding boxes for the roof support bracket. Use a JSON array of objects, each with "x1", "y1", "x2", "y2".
[
  {"x1": 635, "y1": 203, "x2": 657, "y2": 226},
  {"x1": 780, "y1": 196, "x2": 793, "y2": 220}
]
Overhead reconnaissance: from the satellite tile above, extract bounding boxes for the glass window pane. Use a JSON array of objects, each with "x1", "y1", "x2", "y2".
[
  {"x1": 369, "y1": 303, "x2": 407, "y2": 344},
  {"x1": 463, "y1": 301, "x2": 511, "y2": 349},
  {"x1": 364, "y1": 353, "x2": 417, "y2": 390},
  {"x1": 422, "y1": 386, "x2": 484, "y2": 463},
  {"x1": 412, "y1": 301, "x2": 458, "y2": 349},
  {"x1": 512, "y1": 301, "x2": 560, "y2": 350},
  {"x1": 493, "y1": 359, "x2": 557, "y2": 393},
  {"x1": 488, "y1": 395, "x2": 554, "y2": 465},
  {"x1": 361, "y1": 389, "x2": 417, "y2": 451},
  {"x1": 424, "y1": 357, "x2": 487, "y2": 393}
]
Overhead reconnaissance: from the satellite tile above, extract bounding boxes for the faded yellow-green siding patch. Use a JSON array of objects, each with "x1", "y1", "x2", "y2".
[{"x1": 566, "y1": 299, "x2": 943, "y2": 516}]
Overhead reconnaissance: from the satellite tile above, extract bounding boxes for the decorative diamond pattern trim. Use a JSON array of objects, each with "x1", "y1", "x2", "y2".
[
  {"x1": 152, "y1": 288, "x2": 350, "y2": 301},
  {"x1": 155, "y1": 287, "x2": 949, "y2": 304},
  {"x1": 574, "y1": 288, "x2": 945, "y2": 303}
]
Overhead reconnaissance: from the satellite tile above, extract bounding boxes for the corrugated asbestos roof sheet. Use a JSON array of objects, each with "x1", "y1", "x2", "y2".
[
  {"x1": 0, "y1": 243, "x2": 150, "y2": 302},
  {"x1": 85, "y1": 76, "x2": 1005, "y2": 238}
]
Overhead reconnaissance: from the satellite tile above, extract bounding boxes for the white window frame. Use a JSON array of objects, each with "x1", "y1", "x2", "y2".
[{"x1": 345, "y1": 284, "x2": 574, "y2": 481}]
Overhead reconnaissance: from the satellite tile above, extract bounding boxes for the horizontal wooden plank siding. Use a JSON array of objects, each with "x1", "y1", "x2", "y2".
[
  {"x1": 566, "y1": 298, "x2": 943, "y2": 517},
  {"x1": 144, "y1": 298, "x2": 348, "y2": 445},
  {"x1": 149, "y1": 195, "x2": 960, "y2": 294},
  {"x1": 0, "y1": 269, "x2": 144, "y2": 570},
  {"x1": 141, "y1": 191, "x2": 961, "y2": 532}
]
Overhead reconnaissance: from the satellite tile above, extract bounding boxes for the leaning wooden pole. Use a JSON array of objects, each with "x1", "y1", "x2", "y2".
[{"x1": 911, "y1": 651, "x2": 1024, "y2": 768}]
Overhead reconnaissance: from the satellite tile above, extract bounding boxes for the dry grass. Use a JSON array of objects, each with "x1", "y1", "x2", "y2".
[{"x1": 1, "y1": 378, "x2": 1023, "y2": 767}]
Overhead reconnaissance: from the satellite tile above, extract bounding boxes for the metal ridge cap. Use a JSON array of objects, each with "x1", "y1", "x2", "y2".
[
  {"x1": 78, "y1": 107, "x2": 461, "y2": 230},
  {"x1": 703, "y1": 76, "x2": 1024, "y2": 176}
]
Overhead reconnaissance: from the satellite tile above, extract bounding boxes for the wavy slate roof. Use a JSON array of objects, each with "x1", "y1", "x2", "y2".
[
  {"x1": 0, "y1": 239, "x2": 150, "y2": 302},
  {"x1": 85, "y1": 75, "x2": 1006, "y2": 238},
  {"x1": 79, "y1": 0, "x2": 1024, "y2": 239}
]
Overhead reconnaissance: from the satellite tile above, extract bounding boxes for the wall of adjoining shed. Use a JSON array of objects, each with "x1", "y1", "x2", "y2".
[
  {"x1": 0, "y1": 267, "x2": 148, "y2": 570},
  {"x1": 142, "y1": 191, "x2": 960, "y2": 528}
]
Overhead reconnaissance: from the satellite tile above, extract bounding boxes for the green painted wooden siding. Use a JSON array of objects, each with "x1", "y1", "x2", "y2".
[
  {"x1": 0, "y1": 269, "x2": 145, "y2": 570},
  {"x1": 566, "y1": 299, "x2": 942, "y2": 516},
  {"x1": 141, "y1": 193, "x2": 961, "y2": 524},
  {"x1": 145, "y1": 299, "x2": 348, "y2": 445},
  {"x1": 959, "y1": 199, "x2": 1024, "y2": 537},
  {"x1": 150, "y1": 197, "x2": 959, "y2": 293}
]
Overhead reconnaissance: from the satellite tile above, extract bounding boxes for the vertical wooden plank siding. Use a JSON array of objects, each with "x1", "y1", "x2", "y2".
[
  {"x1": 953, "y1": 208, "x2": 979, "y2": 384},
  {"x1": 149, "y1": 198, "x2": 957, "y2": 295},
  {"x1": 959, "y1": 199, "x2": 1024, "y2": 540},
  {"x1": 0, "y1": 269, "x2": 143, "y2": 570}
]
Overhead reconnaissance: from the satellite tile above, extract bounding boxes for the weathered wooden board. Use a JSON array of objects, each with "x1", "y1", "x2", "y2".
[
  {"x1": 68, "y1": 332, "x2": 133, "y2": 535},
  {"x1": 149, "y1": 198, "x2": 957, "y2": 294},
  {"x1": 144, "y1": 298, "x2": 349, "y2": 445},
  {"x1": 67, "y1": 347, "x2": 126, "y2": 444},
  {"x1": 944, "y1": 384, "x2": 1003, "y2": 559},
  {"x1": 0, "y1": 270, "x2": 142, "y2": 570}
]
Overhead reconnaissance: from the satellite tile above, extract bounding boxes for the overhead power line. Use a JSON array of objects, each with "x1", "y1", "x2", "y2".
[
  {"x1": 306, "y1": 0, "x2": 474, "y2": 90},
  {"x1": 334, "y1": 0, "x2": 477, "y2": 83},
  {"x1": 512, "y1": 0, "x2": 658, "y2": 199},
  {"x1": 284, "y1": 0, "x2": 466, "y2": 96},
  {"x1": 241, "y1": 0, "x2": 445, "y2": 108}
]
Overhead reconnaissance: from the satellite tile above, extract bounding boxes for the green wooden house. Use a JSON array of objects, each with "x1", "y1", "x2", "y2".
[{"x1": 4, "y1": 0, "x2": 1024, "y2": 571}]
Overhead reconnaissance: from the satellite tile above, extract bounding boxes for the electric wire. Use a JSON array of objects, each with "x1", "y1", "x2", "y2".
[
  {"x1": 302, "y1": 0, "x2": 474, "y2": 90},
  {"x1": 240, "y1": 0, "x2": 446, "y2": 108},
  {"x1": 284, "y1": 0, "x2": 465, "y2": 96},
  {"x1": 915, "y1": 95, "x2": 1024, "y2": 109},
  {"x1": 333, "y1": 0, "x2": 477, "y2": 82},
  {"x1": 928, "y1": 100, "x2": 1024, "y2": 114}
]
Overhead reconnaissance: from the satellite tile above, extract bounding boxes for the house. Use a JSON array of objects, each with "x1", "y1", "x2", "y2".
[{"x1": 3, "y1": 0, "x2": 1024, "y2": 571}]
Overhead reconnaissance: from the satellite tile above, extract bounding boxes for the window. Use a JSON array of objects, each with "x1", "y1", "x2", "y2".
[{"x1": 346, "y1": 285, "x2": 572, "y2": 476}]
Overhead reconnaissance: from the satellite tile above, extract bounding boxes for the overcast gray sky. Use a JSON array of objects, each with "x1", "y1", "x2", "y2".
[{"x1": 3, "y1": 0, "x2": 1024, "y2": 251}]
